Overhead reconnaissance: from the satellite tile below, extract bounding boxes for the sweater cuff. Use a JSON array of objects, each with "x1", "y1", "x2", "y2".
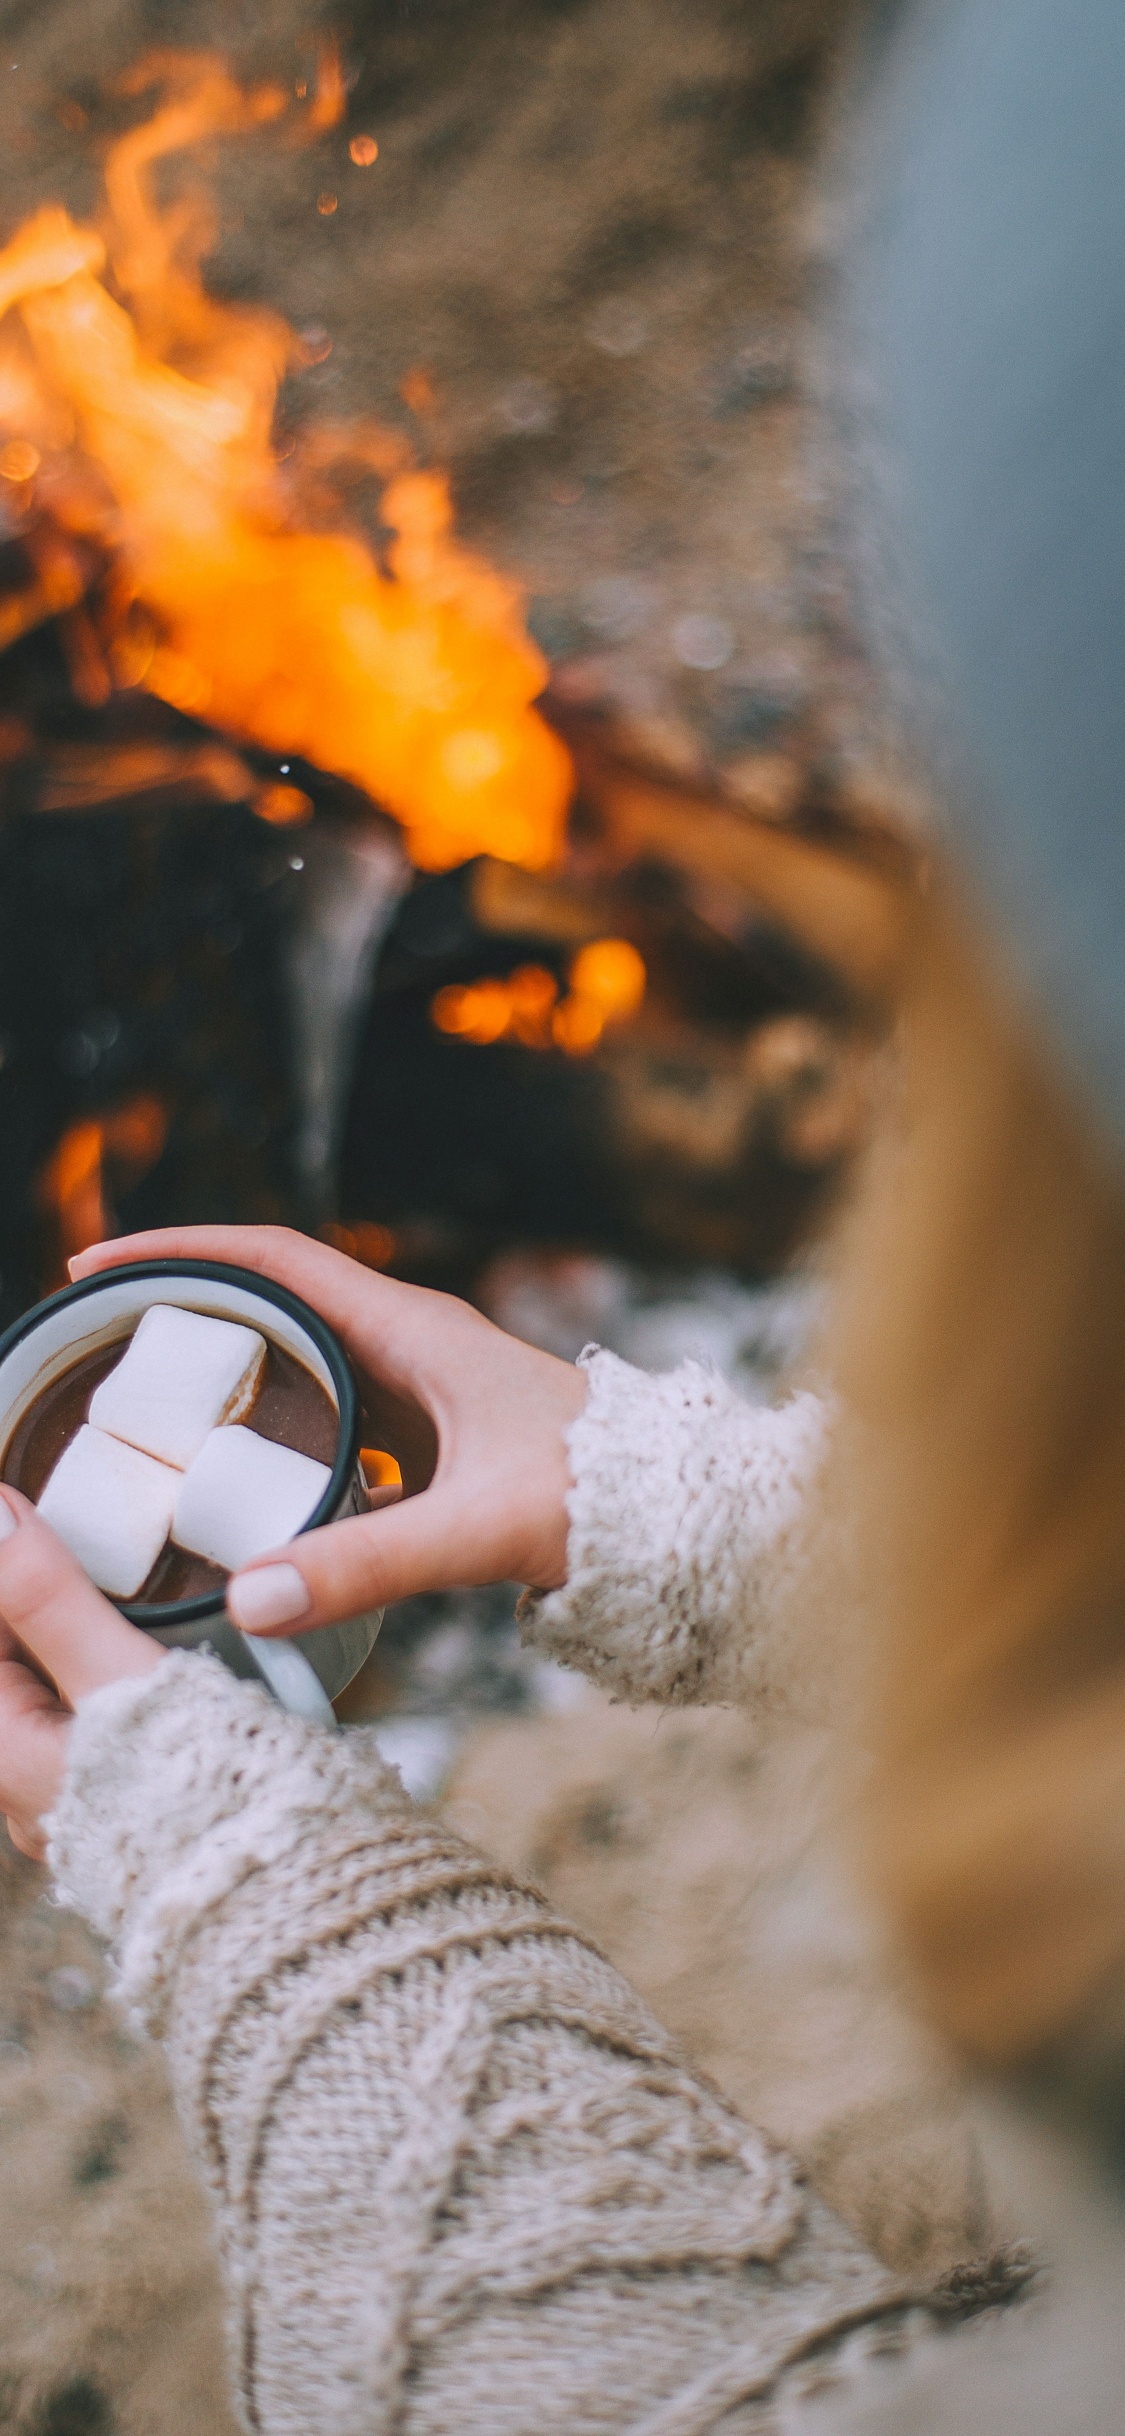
[
  {"x1": 46, "y1": 1651, "x2": 408, "y2": 2029},
  {"x1": 521, "y1": 1348, "x2": 829, "y2": 1708}
]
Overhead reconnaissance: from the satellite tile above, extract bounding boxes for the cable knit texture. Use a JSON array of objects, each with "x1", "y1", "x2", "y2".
[
  {"x1": 521, "y1": 1352, "x2": 831, "y2": 1710},
  {"x1": 48, "y1": 1653, "x2": 907, "y2": 2436}
]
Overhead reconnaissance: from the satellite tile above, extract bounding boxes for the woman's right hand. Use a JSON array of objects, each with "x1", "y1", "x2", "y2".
[{"x1": 70, "y1": 1227, "x2": 588, "y2": 1640}]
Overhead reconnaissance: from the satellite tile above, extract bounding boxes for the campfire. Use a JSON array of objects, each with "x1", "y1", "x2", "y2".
[
  {"x1": 0, "y1": 48, "x2": 573, "y2": 1307},
  {"x1": 0, "y1": 32, "x2": 912, "y2": 1322}
]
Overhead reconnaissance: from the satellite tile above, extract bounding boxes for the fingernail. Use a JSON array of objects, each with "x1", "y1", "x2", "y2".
[
  {"x1": 0, "y1": 1499, "x2": 19, "y2": 1544},
  {"x1": 68, "y1": 1243, "x2": 107, "y2": 1278},
  {"x1": 227, "y1": 1563, "x2": 311, "y2": 1633}
]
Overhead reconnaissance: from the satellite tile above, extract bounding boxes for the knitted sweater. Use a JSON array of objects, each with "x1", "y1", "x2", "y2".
[
  {"x1": 523, "y1": 1350, "x2": 831, "y2": 1711},
  {"x1": 47, "y1": 1351, "x2": 941, "y2": 2436}
]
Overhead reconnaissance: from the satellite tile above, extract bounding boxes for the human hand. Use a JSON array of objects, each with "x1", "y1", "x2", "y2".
[
  {"x1": 70, "y1": 1227, "x2": 588, "y2": 1640},
  {"x1": 0, "y1": 1490, "x2": 163, "y2": 1859}
]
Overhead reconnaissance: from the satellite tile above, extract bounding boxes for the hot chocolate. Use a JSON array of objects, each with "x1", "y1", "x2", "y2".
[{"x1": 3, "y1": 1315, "x2": 338, "y2": 1605}]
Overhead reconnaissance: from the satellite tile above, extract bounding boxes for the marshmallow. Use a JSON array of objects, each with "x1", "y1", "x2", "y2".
[
  {"x1": 38, "y1": 1424, "x2": 178, "y2": 1599},
  {"x1": 89, "y1": 1305, "x2": 266, "y2": 1470},
  {"x1": 173, "y1": 1425, "x2": 331, "y2": 1572}
]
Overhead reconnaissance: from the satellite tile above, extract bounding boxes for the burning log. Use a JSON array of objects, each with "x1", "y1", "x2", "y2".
[
  {"x1": 0, "y1": 716, "x2": 303, "y2": 1320},
  {"x1": 554, "y1": 715, "x2": 919, "y2": 1014},
  {"x1": 339, "y1": 831, "x2": 883, "y2": 1284}
]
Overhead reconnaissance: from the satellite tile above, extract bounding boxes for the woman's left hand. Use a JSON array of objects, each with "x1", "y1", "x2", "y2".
[{"x1": 0, "y1": 1490, "x2": 162, "y2": 1859}]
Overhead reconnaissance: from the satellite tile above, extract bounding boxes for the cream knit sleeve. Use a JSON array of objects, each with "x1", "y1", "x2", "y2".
[
  {"x1": 520, "y1": 1350, "x2": 830, "y2": 1710},
  {"x1": 47, "y1": 1652, "x2": 906, "y2": 2436}
]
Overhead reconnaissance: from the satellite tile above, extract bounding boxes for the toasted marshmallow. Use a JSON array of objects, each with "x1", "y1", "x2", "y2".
[
  {"x1": 38, "y1": 1423, "x2": 178, "y2": 1599},
  {"x1": 89, "y1": 1305, "x2": 266, "y2": 1471},
  {"x1": 172, "y1": 1425, "x2": 331, "y2": 1573}
]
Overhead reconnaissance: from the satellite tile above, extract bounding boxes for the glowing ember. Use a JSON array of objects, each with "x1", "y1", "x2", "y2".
[
  {"x1": 360, "y1": 1447, "x2": 403, "y2": 1490},
  {"x1": 252, "y1": 779, "x2": 313, "y2": 827},
  {"x1": 433, "y1": 976, "x2": 520, "y2": 1047},
  {"x1": 0, "y1": 55, "x2": 572, "y2": 872},
  {"x1": 432, "y1": 939, "x2": 646, "y2": 1055},
  {"x1": 568, "y1": 937, "x2": 646, "y2": 1022},
  {"x1": 350, "y1": 135, "x2": 379, "y2": 167},
  {"x1": 306, "y1": 36, "x2": 346, "y2": 135}
]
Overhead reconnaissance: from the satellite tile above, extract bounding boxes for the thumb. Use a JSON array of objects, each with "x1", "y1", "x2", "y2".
[
  {"x1": 0, "y1": 1491, "x2": 163, "y2": 1705},
  {"x1": 226, "y1": 1486, "x2": 498, "y2": 1637}
]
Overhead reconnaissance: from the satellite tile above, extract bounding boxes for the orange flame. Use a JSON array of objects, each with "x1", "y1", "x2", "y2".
[
  {"x1": 0, "y1": 56, "x2": 571, "y2": 871},
  {"x1": 433, "y1": 939, "x2": 646, "y2": 1055},
  {"x1": 38, "y1": 1094, "x2": 168, "y2": 1275},
  {"x1": 38, "y1": 1118, "x2": 108, "y2": 1261}
]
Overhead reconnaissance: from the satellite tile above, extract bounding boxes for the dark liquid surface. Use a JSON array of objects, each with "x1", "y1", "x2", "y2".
[{"x1": 2, "y1": 1325, "x2": 339, "y2": 1606}]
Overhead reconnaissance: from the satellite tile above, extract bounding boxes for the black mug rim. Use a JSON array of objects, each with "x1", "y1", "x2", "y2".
[{"x1": 0, "y1": 1258, "x2": 360, "y2": 1629}]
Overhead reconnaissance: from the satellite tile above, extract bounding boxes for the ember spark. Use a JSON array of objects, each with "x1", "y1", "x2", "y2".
[{"x1": 433, "y1": 938, "x2": 646, "y2": 1056}]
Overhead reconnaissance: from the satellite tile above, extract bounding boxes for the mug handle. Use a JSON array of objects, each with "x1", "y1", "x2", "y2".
[{"x1": 239, "y1": 1631, "x2": 337, "y2": 1724}]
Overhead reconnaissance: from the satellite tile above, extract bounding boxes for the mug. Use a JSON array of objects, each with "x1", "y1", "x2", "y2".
[{"x1": 0, "y1": 1259, "x2": 383, "y2": 1721}]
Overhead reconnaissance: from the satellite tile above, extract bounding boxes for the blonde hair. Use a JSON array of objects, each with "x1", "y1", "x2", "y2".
[{"x1": 826, "y1": 885, "x2": 1125, "y2": 2068}]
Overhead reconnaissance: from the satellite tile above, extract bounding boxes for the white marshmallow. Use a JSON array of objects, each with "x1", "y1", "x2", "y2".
[
  {"x1": 172, "y1": 1425, "x2": 331, "y2": 1572},
  {"x1": 89, "y1": 1304, "x2": 266, "y2": 1470},
  {"x1": 38, "y1": 1424, "x2": 178, "y2": 1599}
]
